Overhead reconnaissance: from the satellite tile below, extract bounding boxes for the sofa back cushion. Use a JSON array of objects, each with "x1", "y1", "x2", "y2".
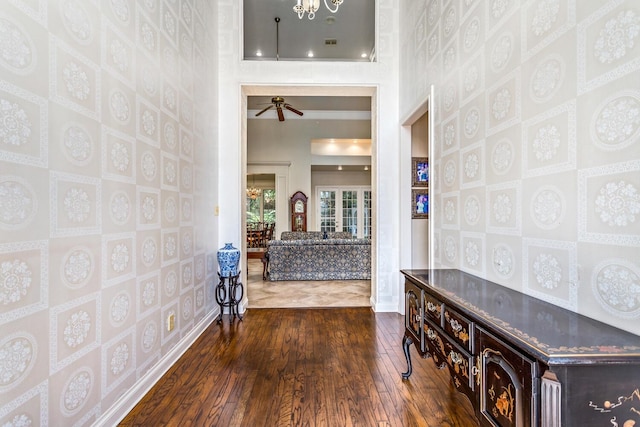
[{"x1": 280, "y1": 231, "x2": 353, "y2": 240}]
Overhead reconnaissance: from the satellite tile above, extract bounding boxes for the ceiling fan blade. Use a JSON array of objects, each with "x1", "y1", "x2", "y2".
[
  {"x1": 255, "y1": 105, "x2": 274, "y2": 116},
  {"x1": 284, "y1": 104, "x2": 304, "y2": 116},
  {"x1": 276, "y1": 105, "x2": 284, "y2": 121}
]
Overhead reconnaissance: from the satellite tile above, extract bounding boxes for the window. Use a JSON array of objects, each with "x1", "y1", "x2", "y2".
[
  {"x1": 317, "y1": 186, "x2": 371, "y2": 238},
  {"x1": 246, "y1": 189, "x2": 276, "y2": 225}
]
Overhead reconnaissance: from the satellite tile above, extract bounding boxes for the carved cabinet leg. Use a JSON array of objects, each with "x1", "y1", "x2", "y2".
[{"x1": 402, "y1": 335, "x2": 413, "y2": 379}]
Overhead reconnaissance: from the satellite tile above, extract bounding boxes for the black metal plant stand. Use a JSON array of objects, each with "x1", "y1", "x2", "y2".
[{"x1": 215, "y1": 271, "x2": 243, "y2": 323}]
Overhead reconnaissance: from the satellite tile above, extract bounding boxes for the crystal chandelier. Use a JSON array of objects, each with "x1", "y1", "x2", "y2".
[
  {"x1": 246, "y1": 175, "x2": 262, "y2": 200},
  {"x1": 293, "y1": 0, "x2": 343, "y2": 20}
]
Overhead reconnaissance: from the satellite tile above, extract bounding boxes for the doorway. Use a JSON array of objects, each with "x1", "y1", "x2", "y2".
[{"x1": 242, "y1": 85, "x2": 377, "y2": 307}]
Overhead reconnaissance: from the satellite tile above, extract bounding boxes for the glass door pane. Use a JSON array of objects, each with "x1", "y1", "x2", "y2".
[
  {"x1": 342, "y1": 191, "x2": 358, "y2": 237},
  {"x1": 364, "y1": 190, "x2": 372, "y2": 239},
  {"x1": 319, "y1": 190, "x2": 336, "y2": 232}
]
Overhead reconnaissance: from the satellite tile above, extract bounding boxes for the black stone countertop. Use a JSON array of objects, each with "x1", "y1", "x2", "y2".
[{"x1": 401, "y1": 269, "x2": 640, "y2": 365}]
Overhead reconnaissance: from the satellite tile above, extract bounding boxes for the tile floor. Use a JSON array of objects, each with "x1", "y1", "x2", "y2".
[{"x1": 245, "y1": 259, "x2": 371, "y2": 308}]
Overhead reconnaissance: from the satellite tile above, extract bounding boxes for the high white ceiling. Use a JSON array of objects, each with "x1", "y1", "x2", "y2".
[{"x1": 243, "y1": 0, "x2": 375, "y2": 61}]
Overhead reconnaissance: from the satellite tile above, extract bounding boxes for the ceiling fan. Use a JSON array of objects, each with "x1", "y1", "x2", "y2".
[{"x1": 254, "y1": 96, "x2": 304, "y2": 121}]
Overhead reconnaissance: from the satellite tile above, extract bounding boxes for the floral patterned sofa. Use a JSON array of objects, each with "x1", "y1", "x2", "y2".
[
  {"x1": 266, "y1": 238, "x2": 371, "y2": 281},
  {"x1": 280, "y1": 231, "x2": 353, "y2": 240}
]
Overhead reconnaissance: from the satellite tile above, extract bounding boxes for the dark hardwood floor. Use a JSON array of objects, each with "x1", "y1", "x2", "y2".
[{"x1": 120, "y1": 308, "x2": 479, "y2": 426}]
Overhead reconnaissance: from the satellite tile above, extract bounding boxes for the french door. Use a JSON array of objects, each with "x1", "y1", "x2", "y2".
[{"x1": 317, "y1": 187, "x2": 371, "y2": 238}]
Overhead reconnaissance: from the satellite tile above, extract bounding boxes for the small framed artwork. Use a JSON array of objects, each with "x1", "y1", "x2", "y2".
[
  {"x1": 412, "y1": 157, "x2": 429, "y2": 187},
  {"x1": 412, "y1": 189, "x2": 429, "y2": 219}
]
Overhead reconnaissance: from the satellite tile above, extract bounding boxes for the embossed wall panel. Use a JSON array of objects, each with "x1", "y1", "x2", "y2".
[
  {"x1": 0, "y1": 0, "x2": 217, "y2": 424},
  {"x1": 400, "y1": 0, "x2": 640, "y2": 335}
]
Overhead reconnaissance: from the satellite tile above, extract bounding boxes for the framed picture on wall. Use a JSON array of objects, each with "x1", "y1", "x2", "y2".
[
  {"x1": 412, "y1": 189, "x2": 429, "y2": 219},
  {"x1": 412, "y1": 157, "x2": 429, "y2": 187}
]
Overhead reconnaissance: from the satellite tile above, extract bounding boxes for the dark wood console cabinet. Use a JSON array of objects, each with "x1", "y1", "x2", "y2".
[{"x1": 401, "y1": 269, "x2": 640, "y2": 427}]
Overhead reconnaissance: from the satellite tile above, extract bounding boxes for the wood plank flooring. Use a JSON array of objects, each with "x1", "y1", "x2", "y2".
[{"x1": 120, "y1": 308, "x2": 479, "y2": 427}]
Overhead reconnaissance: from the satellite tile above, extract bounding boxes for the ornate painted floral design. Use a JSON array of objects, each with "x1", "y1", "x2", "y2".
[
  {"x1": 62, "y1": 369, "x2": 92, "y2": 414},
  {"x1": 164, "y1": 197, "x2": 177, "y2": 223},
  {"x1": 595, "y1": 181, "x2": 640, "y2": 227},
  {"x1": 465, "y1": 241, "x2": 480, "y2": 267},
  {"x1": 60, "y1": 0, "x2": 92, "y2": 43},
  {"x1": 530, "y1": 55, "x2": 564, "y2": 102},
  {"x1": 594, "y1": 10, "x2": 640, "y2": 64},
  {"x1": 63, "y1": 125, "x2": 92, "y2": 165},
  {"x1": 110, "y1": 343, "x2": 129, "y2": 375},
  {"x1": 444, "y1": 236, "x2": 457, "y2": 262},
  {"x1": 531, "y1": 186, "x2": 563, "y2": 229},
  {"x1": 0, "y1": 259, "x2": 32, "y2": 304},
  {"x1": 493, "y1": 193, "x2": 512, "y2": 224},
  {"x1": 444, "y1": 123, "x2": 455, "y2": 148},
  {"x1": 141, "y1": 110, "x2": 155, "y2": 136},
  {"x1": 141, "y1": 152, "x2": 157, "y2": 181},
  {"x1": 428, "y1": 32, "x2": 438, "y2": 57},
  {"x1": 195, "y1": 258, "x2": 205, "y2": 282},
  {"x1": 182, "y1": 233, "x2": 192, "y2": 256},
  {"x1": 533, "y1": 253, "x2": 562, "y2": 289},
  {"x1": 0, "y1": 98, "x2": 32, "y2": 147},
  {"x1": 165, "y1": 235, "x2": 177, "y2": 258},
  {"x1": 491, "y1": 0, "x2": 510, "y2": 19},
  {"x1": 492, "y1": 88, "x2": 511, "y2": 120},
  {"x1": 593, "y1": 94, "x2": 640, "y2": 149},
  {"x1": 110, "y1": 0, "x2": 130, "y2": 24},
  {"x1": 163, "y1": 11, "x2": 176, "y2": 38},
  {"x1": 0, "y1": 18, "x2": 34, "y2": 73},
  {"x1": 463, "y1": 17, "x2": 480, "y2": 52},
  {"x1": 594, "y1": 262, "x2": 640, "y2": 317},
  {"x1": 109, "y1": 39, "x2": 128, "y2": 72},
  {"x1": 0, "y1": 335, "x2": 34, "y2": 390},
  {"x1": 444, "y1": 200, "x2": 456, "y2": 222},
  {"x1": 196, "y1": 288, "x2": 204, "y2": 309},
  {"x1": 182, "y1": 296, "x2": 192, "y2": 320},
  {"x1": 142, "y1": 237, "x2": 157, "y2": 266},
  {"x1": 3, "y1": 413, "x2": 32, "y2": 426},
  {"x1": 182, "y1": 2, "x2": 192, "y2": 26},
  {"x1": 444, "y1": 160, "x2": 457, "y2": 186},
  {"x1": 464, "y1": 153, "x2": 480, "y2": 179},
  {"x1": 443, "y1": 84, "x2": 456, "y2": 112},
  {"x1": 164, "y1": 122, "x2": 177, "y2": 149},
  {"x1": 531, "y1": 0, "x2": 559, "y2": 36},
  {"x1": 532, "y1": 124, "x2": 560, "y2": 162},
  {"x1": 491, "y1": 34, "x2": 512, "y2": 70},
  {"x1": 463, "y1": 65, "x2": 479, "y2": 95},
  {"x1": 110, "y1": 90, "x2": 130, "y2": 122},
  {"x1": 63, "y1": 62, "x2": 90, "y2": 101},
  {"x1": 63, "y1": 187, "x2": 91, "y2": 223},
  {"x1": 165, "y1": 161, "x2": 176, "y2": 184},
  {"x1": 140, "y1": 22, "x2": 156, "y2": 52},
  {"x1": 181, "y1": 133, "x2": 193, "y2": 157},
  {"x1": 111, "y1": 243, "x2": 129, "y2": 273},
  {"x1": 182, "y1": 264, "x2": 192, "y2": 286},
  {"x1": 143, "y1": 281, "x2": 155, "y2": 307},
  {"x1": 182, "y1": 199, "x2": 192, "y2": 221},
  {"x1": 164, "y1": 86, "x2": 176, "y2": 111},
  {"x1": 493, "y1": 244, "x2": 514, "y2": 277},
  {"x1": 62, "y1": 248, "x2": 92, "y2": 288},
  {"x1": 110, "y1": 141, "x2": 130, "y2": 172},
  {"x1": 111, "y1": 292, "x2": 129, "y2": 324},
  {"x1": 141, "y1": 321, "x2": 157, "y2": 352},
  {"x1": 464, "y1": 108, "x2": 480, "y2": 138},
  {"x1": 182, "y1": 167, "x2": 192, "y2": 189},
  {"x1": 110, "y1": 191, "x2": 130, "y2": 225},
  {"x1": 444, "y1": 45, "x2": 456, "y2": 71},
  {"x1": 165, "y1": 271, "x2": 177, "y2": 296},
  {"x1": 63, "y1": 310, "x2": 91, "y2": 348},
  {"x1": 464, "y1": 196, "x2": 481, "y2": 225},
  {"x1": 492, "y1": 139, "x2": 513, "y2": 174},
  {"x1": 142, "y1": 195, "x2": 156, "y2": 221},
  {"x1": 0, "y1": 178, "x2": 36, "y2": 229}
]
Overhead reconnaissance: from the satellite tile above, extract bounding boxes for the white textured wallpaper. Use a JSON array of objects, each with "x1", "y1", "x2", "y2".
[
  {"x1": 400, "y1": 0, "x2": 640, "y2": 335},
  {"x1": 0, "y1": 0, "x2": 217, "y2": 425}
]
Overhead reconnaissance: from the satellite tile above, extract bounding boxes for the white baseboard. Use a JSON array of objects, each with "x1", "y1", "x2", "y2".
[
  {"x1": 371, "y1": 296, "x2": 400, "y2": 313},
  {"x1": 93, "y1": 309, "x2": 219, "y2": 426}
]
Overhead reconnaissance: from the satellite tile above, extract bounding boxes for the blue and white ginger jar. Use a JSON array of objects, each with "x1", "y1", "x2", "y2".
[{"x1": 217, "y1": 243, "x2": 240, "y2": 277}]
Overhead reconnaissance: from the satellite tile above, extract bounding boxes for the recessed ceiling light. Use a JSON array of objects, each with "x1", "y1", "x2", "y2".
[
  {"x1": 307, "y1": 51, "x2": 314, "y2": 57},
  {"x1": 256, "y1": 50, "x2": 262, "y2": 57},
  {"x1": 361, "y1": 53, "x2": 367, "y2": 58},
  {"x1": 364, "y1": 166, "x2": 369, "y2": 171},
  {"x1": 338, "y1": 165, "x2": 342, "y2": 171}
]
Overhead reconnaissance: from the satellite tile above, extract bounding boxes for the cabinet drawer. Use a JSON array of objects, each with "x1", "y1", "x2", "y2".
[
  {"x1": 423, "y1": 292, "x2": 444, "y2": 325},
  {"x1": 441, "y1": 336, "x2": 475, "y2": 394},
  {"x1": 423, "y1": 320, "x2": 447, "y2": 367},
  {"x1": 443, "y1": 306, "x2": 474, "y2": 352}
]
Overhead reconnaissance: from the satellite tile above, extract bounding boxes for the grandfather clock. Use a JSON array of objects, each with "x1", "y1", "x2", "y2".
[{"x1": 290, "y1": 191, "x2": 307, "y2": 232}]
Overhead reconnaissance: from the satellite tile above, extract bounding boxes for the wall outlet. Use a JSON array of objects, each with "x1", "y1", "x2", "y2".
[{"x1": 167, "y1": 313, "x2": 175, "y2": 332}]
